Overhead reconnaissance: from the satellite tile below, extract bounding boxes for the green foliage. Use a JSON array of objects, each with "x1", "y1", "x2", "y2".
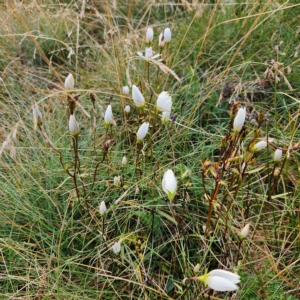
[{"x1": 1, "y1": 1, "x2": 300, "y2": 299}]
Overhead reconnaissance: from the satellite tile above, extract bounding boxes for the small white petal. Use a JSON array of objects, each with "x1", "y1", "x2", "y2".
[
  {"x1": 137, "y1": 47, "x2": 160, "y2": 61},
  {"x1": 152, "y1": 54, "x2": 161, "y2": 59},
  {"x1": 145, "y1": 47, "x2": 153, "y2": 59},
  {"x1": 209, "y1": 270, "x2": 240, "y2": 284},
  {"x1": 122, "y1": 156, "x2": 127, "y2": 165}
]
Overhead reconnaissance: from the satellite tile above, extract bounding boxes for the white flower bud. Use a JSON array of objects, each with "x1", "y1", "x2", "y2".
[
  {"x1": 122, "y1": 156, "x2": 127, "y2": 166},
  {"x1": 251, "y1": 141, "x2": 267, "y2": 152},
  {"x1": 240, "y1": 224, "x2": 250, "y2": 239},
  {"x1": 274, "y1": 149, "x2": 283, "y2": 162},
  {"x1": 69, "y1": 114, "x2": 79, "y2": 137},
  {"x1": 157, "y1": 91, "x2": 172, "y2": 112},
  {"x1": 112, "y1": 242, "x2": 121, "y2": 254},
  {"x1": 164, "y1": 28, "x2": 171, "y2": 43},
  {"x1": 206, "y1": 275, "x2": 239, "y2": 292},
  {"x1": 122, "y1": 86, "x2": 130, "y2": 94},
  {"x1": 146, "y1": 27, "x2": 153, "y2": 43},
  {"x1": 233, "y1": 107, "x2": 246, "y2": 133},
  {"x1": 99, "y1": 201, "x2": 107, "y2": 215},
  {"x1": 136, "y1": 122, "x2": 149, "y2": 142},
  {"x1": 199, "y1": 269, "x2": 240, "y2": 292},
  {"x1": 162, "y1": 169, "x2": 177, "y2": 201},
  {"x1": 104, "y1": 105, "x2": 113, "y2": 128},
  {"x1": 64, "y1": 73, "x2": 74, "y2": 89},
  {"x1": 124, "y1": 105, "x2": 131, "y2": 113},
  {"x1": 132, "y1": 85, "x2": 145, "y2": 108},
  {"x1": 114, "y1": 175, "x2": 121, "y2": 187}
]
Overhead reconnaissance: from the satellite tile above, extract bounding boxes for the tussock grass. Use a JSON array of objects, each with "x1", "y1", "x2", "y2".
[{"x1": 0, "y1": 0, "x2": 300, "y2": 299}]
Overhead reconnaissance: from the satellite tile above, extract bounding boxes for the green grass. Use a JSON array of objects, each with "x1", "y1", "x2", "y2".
[{"x1": 1, "y1": 1, "x2": 300, "y2": 299}]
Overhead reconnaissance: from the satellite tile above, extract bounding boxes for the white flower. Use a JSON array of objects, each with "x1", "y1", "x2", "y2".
[
  {"x1": 199, "y1": 269, "x2": 240, "y2": 292},
  {"x1": 104, "y1": 105, "x2": 113, "y2": 128},
  {"x1": 274, "y1": 149, "x2": 283, "y2": 162},
  {"x1": 69, "y1": 114, "x2": 79, "y2": 136},
  {"x1": 112, "y1": 242, "x2": 121, "y2": 254},
  {"x1": 99, "y1": 201, "x2": 107, "y2": 215},
  {"x1": 159, "y1": 32, "x2": 165, "y2": 47},
  {"x1": 161, "y1": 111, "x2": 170, "y2": 124},
  {"x1": 251, "y1": 140, "x2": 267, "y2": 152},
  {"x1": 33, "y1": 103, "x2": 43, "y2": 128},
  {"x1": 157, "y1": 91, "x2": 172, "y2": 112},
  {"x1": 122, "y1": 86, "x2": 130, "y2": 94},
  {"x1": 124, "y1": 105, "x2": 131, "y2": 113},
  {"x1": 137, "y1": 47, "x2": 160, "y2": 61},
  {"x1": 136, "y1": 122, "x2": 149, "y2": 142},
  {"x1": 146, "y1": 27, "x2": 153, "y2": 43},
  {"x1": 240, "y1": 224, "x2": 250, "y2": 239},
  {"x1": 114, "y1": 175, "x2": 121, "y2": 187},
  {"x1": 164, "y1": 28, "x2": 171, "y2": 43},
  {"x1": 132, "y1": 85, "x2": 145, "y2": 108},
  {"x1": 162, "y1": 169, "x2": 177, "y2": 201},
  {"x1": 145, "y1": 47, "x2": 153, "y2": 59},
  {"x1": 64, "y1": 73, "x2": 74, "y2": 89},
  {"x1": 233, "y1": 107, "x2": 246, "y2": 133},
  {"x1": 122, "y1": 156, "x2": 127, "y2": 166}
]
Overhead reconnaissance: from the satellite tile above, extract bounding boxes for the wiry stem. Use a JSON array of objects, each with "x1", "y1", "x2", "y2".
[{"x1": 92, "y1": 153, "x2": 107, "y2": 189}]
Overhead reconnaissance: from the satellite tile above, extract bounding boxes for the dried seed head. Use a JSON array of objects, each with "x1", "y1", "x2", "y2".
[{"x1": 33, "y1": 103, "x2": 43, "y2": 130}]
